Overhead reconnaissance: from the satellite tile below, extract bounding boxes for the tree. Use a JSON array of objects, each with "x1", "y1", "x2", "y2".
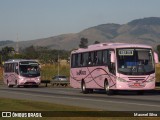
[
  {"x1": 23, "y1": 46, "x2": 38, "y2": 59},
  {"x1": 94, "y1": 41, "x2": 100, "y2": 44},
  {"x1": 79, "y1": 37, "x2": 88, "y2": 48},
  {"x1": 0, "y1": 46, "x2": 15, "y2": 63},
  {"x1": 1, "y1": 46, "x2": 15, "y2": 55}
]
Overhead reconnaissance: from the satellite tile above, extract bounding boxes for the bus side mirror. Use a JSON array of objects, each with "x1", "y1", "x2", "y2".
[
  {"x1": 154, "y1": 52, "x2": 159, "y2": 64},
  {"x1": 110, "y1": 51, "x2": 115, "y2": 63}
]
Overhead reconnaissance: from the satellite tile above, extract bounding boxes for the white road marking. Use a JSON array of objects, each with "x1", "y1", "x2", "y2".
[{"x1": 0, "y1": 90, "x2": 160, "y2": 108}]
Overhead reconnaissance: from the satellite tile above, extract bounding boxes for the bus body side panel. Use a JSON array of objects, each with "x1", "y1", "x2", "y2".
[
  {"x1": 3, "y1": 72, "x2": 18, "y2": 86},
  {"x1": 70, "y1": 68, "x2": 83, "y2": 88},
  {"x1": 70, "y1": 66, "x2": 116, "y2": 89}
]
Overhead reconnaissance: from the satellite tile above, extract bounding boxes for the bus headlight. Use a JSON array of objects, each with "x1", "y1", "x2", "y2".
[
  {"x1": 147, "y1": 78, "x2": 155, "y2": 82},
  {"x1": 117, "y1": 77, "x2": 127, "y2": 82},
  {"x1": 19, "y1": 76, "x2": 24, "y2": 81},
  {"x1": 37, "y1": 78, "x2": 41, "y2": 82}
]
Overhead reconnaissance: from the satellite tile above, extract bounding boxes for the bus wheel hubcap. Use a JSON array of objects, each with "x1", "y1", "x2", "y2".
[
  {"x1": 105, "y1": 82, "x2": 109, "y2": 92},
  {"x1": 82, "y1": 83, "x2": 85, "y2": 91}
]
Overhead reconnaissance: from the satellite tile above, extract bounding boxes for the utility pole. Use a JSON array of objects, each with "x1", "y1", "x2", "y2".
[
  {"x1": 16, "y1": 33, "x2": 19, "y2": 53},
  {"x1": 58, "y1": 52, "x2": 59, "y2": 76}
]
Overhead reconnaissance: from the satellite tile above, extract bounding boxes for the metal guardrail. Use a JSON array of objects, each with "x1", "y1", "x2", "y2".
[
  {"x1": 41, "y1": 80, "x2": 70, "y2": 87},
  {"x1": 41, "y1": 80, "x2": 50, "y2": 87},
  {"x1": 51, "y1": 81, "x2": 70, "y2": 87},
  {"x1": 156, "y1": 82, "x2": 160, "y2": 87}
]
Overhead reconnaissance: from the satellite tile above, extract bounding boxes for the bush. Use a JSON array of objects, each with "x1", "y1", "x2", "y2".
[{"x1": 41, "y1": 64, "x2": 70, "y2": 80}]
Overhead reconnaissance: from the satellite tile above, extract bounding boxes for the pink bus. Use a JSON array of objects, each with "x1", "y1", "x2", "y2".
[
  {"x1": 3, "y1": 59, "x2": 41, "y2": 87},
  {"x1": 70, "y1": 43, "x2": 159, "y2": 95}
]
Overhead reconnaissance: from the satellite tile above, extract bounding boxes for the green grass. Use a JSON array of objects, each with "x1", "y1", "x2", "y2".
[
  {"x1": 0, "y1": 98, "x2": 159, "y2": 120},
  {"x1": 0, "y1": 98, "x2": 90, "y2": 111}
]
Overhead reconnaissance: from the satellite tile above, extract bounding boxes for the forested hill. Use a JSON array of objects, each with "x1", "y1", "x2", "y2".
[{"x1": 0, "y1": 40, "x2": 14, "y2": 46}]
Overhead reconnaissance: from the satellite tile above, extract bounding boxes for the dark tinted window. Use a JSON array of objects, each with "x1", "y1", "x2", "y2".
[
  {"x1": 71, "y1": 54, "x2": 77, "y2": 68},
  {"x1": 103, "y1": 50, "x2": 108, "y2": 65},
  {"x1": 71, "y1": 49, "x2": 109, "y2": 68},
  {"x1": 97, "y1": 51, "x2": 102, "y2": 65},
  {"x1": 82, "y1": 52, "x2": 89, "y2": 66}
]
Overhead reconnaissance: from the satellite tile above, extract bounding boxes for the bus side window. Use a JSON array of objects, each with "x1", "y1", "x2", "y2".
[
  {"x1": 78, "y1": 53, "x2": 82, "y2": 67},
  {"x1": 103, "y1": 50, "x2": 108, "y2": 65},
  {"x1": 88, "y1": 52, "x2": 92, "y2": 66},
  {"x1": 71, "y1": 54, "x2": 78, "y2": 68},
  {"x1": 11, "y1": 63, "x2": 14, "y2": 72},
  {"x1": 90, "y1": 52, "x2": 94, "y2": 66},
  {"x1": 97, "y1": 51, "x2": 102, "y2": 65},
  {"x1": 9, "y1": 64, "x2": 11, "y2": 72},
  {"x1": 6, "y1": 64, "x2": 8, "y2": 72},
  {"x1": 15, "y1": 63, "x2": 19, "y2": 74},
  {"x1": 82, "y1": 52, "x2": 88, "y2": 66},
  {"x1": 93, "y1": 51, "x2": 97, "y2": 65}
]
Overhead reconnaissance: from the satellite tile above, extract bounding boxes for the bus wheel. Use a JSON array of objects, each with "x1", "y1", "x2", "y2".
[
  {"x1": 81, "y1": 81, "x2": 88, "y2": 94},
  {"x1": 104, "y1": 80, "x2": 112, "y2": 95},
  {"x1": 15, "y1": 80, "x2": 19, "y2": 88},
  {"x1": 7, "y1": 81, "x2": 13, "y2": 88}
]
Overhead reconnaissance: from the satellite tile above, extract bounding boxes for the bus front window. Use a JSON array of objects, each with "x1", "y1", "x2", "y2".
[
  {"x1": 117, "y1": 49, "x2": 155, "y2": 75},
  {"x1": 19, "y1": 62, "x2": 40, "y2": 77}
]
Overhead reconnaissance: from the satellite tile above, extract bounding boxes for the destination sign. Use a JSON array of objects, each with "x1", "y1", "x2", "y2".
[
  {"x1": 20, "y1": 62, "x2": 38, "y2": 65},
  {"x1": 119, "y1": 49, "x2": 134, "y2": 56}
]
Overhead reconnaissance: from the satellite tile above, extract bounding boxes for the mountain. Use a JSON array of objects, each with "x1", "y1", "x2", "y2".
[
  {"x1": 0, "y1": 40, "x2": 14, "y2": 46},
  {"x1": 1, "y1": 17, "x2": 160, "y2": 50}
]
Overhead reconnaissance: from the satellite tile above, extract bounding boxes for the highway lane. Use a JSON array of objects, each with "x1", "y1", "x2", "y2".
[{"x1": 0, "y1": 86, "x2": 160, "y2": 111}]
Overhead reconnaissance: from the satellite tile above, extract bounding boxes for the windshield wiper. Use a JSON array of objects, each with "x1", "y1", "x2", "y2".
[{"x1": 131, "y1": 65, "x2": 145, "y2": 75}]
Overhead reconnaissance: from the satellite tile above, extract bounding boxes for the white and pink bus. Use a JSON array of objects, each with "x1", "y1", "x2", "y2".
[
  {"x1": 70, "y1": 43, "x2": 159, "y2": 94},
  {"x1": 3, "y1": 59, "x2": 41, "y2": 87}
]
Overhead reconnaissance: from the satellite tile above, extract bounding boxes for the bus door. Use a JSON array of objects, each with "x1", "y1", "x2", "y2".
[{"x1": 108, "y1": 50, "x2": 116, "y2": 88}]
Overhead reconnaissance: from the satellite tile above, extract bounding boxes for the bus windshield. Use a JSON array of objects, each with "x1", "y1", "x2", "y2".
[
  {"x1": 117, "y1": 48, "x2": 155, "y2": 75},
  {"x1": 19, "y1": 61, "x2": 40, "y2": 77}
]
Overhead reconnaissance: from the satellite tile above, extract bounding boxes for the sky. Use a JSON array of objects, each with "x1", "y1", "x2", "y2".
[{"x1": 0, "y1": 0, "x2": 160, "y2": 41}]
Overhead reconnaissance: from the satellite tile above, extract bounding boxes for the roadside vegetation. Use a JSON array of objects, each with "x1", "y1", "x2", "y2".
[
  {"x1": 0, "y1": 46, "x2": 70, "y2": 64},
  {"x1": 40, "y1": 64, "x2": 70, "y2": 80}
]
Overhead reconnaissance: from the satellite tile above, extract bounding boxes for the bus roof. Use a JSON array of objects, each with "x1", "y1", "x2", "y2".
[
  {"x1": 71, "y1": 42, "x2": 152, "y2": 53},
  {"x1": 4, "y1": 59, "x2": 39, "y2": 64}
]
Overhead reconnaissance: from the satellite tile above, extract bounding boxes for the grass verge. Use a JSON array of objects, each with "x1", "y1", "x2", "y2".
[{"x1": 0, "y1": 98, "x2": 159, "y2": 120}]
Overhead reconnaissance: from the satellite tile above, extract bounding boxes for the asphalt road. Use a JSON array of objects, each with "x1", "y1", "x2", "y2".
[{"x1": 0, "y1": 86, "x2": 160, "y2": 111}]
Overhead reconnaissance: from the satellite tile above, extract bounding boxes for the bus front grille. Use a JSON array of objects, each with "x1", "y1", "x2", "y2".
[
  {"x1": 128, "y1": 77, "x2": 145, "y2": 81},
  {"x1": 24, "y1": 82, "x2": 37, "y2": 85}
]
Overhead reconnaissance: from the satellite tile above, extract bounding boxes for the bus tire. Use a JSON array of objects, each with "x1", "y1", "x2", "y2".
[
  {"x1": 104, "y1": 80, "x2": 112, "y2": 95},
  {"x1": 15, "y1": 80, "x2": 19, "y2": 88},
  {"x1": 81, "y1": 81, "x2": 88, "y2": 94},
  {"x1": 7, "y1": 81, "x2": 13, "y2": 88}
]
